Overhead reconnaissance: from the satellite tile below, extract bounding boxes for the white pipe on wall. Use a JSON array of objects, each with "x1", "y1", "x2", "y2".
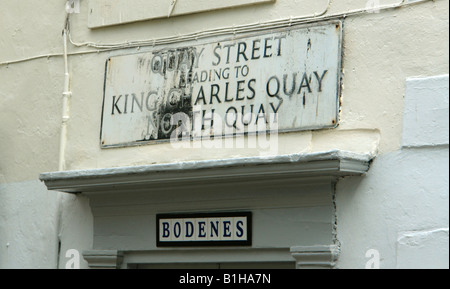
[{"x1": 59, "y1": 18, "x2": 72, "y2": 171}]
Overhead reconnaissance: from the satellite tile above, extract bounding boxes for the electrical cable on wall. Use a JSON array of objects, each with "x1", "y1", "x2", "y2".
[
  {"x1": 0, "y1": 0, "x2": 434, "y2": 67},
  {"x1": 59, "y1": 14, "x2": 72, "y2": 171},
  {"x1": 168, "y1": 0, "x2": 178, "y2": 17},
  {"x1": 67, "y1": 0, "x2": 334, "y2": 49},
  {"x1": 65, "y1": 0, "x2": 416, "y2": 50}
]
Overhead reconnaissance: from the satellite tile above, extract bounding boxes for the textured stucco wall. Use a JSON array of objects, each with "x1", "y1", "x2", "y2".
[
  {"x1": 336, "y1": 75, "x2": 449, "y2": 269},
  {"x1": 336, "y1": 146, "x2": 449, "y2": 268},
  {"x1": 0, "y1": 181, "x2": 59, "y2": 269}
]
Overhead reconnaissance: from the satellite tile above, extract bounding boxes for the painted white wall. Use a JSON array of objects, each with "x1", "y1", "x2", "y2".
[{"x1": 0, "y1": 0, "x2": 448, "y2": 269}]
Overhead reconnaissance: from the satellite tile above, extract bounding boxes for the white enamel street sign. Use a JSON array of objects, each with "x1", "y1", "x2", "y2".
[{"x1": 100, "y1": 21, "x2": 342, "y2": 148}]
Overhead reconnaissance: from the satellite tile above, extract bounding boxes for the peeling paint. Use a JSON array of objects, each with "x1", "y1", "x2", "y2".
[{"x1": 101, "y1": 22, "x2": 342, "y2": 148}]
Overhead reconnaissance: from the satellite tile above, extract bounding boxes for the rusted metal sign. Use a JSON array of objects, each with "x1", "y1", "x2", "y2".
[{"x1": 100, "y1": 21, "x2": 342, "y2": 148}]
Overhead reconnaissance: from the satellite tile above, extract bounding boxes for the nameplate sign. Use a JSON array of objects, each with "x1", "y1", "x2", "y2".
[
  {"x1": 157, "y1": 212, "x2": 252, "y2": 247},
  {"x1": 101, "y1": 21, "x2": 342, "y2": 148}
]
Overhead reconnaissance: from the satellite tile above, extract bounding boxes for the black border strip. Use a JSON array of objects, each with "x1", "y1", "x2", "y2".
[{"x1": 156, "y1": 212, "x2": 252, "y2": 247}]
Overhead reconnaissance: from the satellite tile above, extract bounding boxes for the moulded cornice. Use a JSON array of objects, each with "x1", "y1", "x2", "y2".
[{"x1": 39, "y1": 150, "x2": 373, "y2": 194}]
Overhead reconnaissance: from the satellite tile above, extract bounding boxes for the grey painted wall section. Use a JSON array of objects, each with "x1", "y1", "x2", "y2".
[
  {"x1": 336, "y1": 147, "x2": 449, "y2": 269},
  {"x1": 397, "y1": 228, "x2": 449, "y2": 269},
  {"x1": 57, "y1": 193, "x2": 93, "y2": 269},
  {"x1": 89, "y1": 182, "x2": 335, "y2": 252},
  {"x1": 0, "y1": 181, "x2": 93, "y2": 269},
  {"x1": 0, "y1": 181, "x2": 59, "y2": 269},
  {"x1": 336, "y1": 75, "x2": 449, "y2": 269}
]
